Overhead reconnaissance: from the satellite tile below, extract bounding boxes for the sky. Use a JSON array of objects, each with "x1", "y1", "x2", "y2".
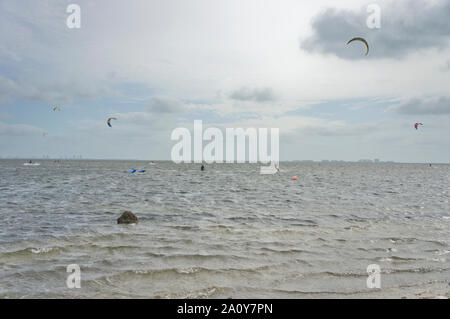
[{"x1": 0, "y1": 0, "x2": 449, "y2": 162}]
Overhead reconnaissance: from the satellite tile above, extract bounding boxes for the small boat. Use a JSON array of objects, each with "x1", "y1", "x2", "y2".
[{"x1": 23, "y1": 162, "x2": 40, "y2": 166}]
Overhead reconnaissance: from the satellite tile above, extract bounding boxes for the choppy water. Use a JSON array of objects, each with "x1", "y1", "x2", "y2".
[{"x1": 0, "y1": 160, "x2": 449, "y2": 298}]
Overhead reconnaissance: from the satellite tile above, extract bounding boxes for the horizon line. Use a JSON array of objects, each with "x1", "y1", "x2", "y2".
[{"x1": 1, "y1": 158, "x2": 449, "y2": 165}]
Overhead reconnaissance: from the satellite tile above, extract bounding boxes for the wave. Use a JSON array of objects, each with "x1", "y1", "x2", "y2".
[{"x1": 0, "y1": 246, "x2": 61, "y2": 258}]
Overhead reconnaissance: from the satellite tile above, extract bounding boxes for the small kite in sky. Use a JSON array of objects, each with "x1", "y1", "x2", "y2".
[
  {"x1": 107, "y1": 117, "x2": 117, "y2": 127},
  {"x1": 347, "y1": 37, "x2": 369, "y2": 56}
]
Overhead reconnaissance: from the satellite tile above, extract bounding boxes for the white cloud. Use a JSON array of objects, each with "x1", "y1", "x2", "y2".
[
  {"x1": 0, "y1": 121, "x2": 43, "y2": 136},
  {"x1": 1, "y1": 0, "x2": 449, "y2": 103}
]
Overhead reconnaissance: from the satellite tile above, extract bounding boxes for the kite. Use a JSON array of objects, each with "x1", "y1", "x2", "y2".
[
  {"x1": 107, "y1": 117, "x2": 117, "y2": 127},
  {"x1": 347, "y1": 37, "x2": 369, "y2": 56}
]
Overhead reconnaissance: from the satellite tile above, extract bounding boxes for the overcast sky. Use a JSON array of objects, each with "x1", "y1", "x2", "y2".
[{"x1": 0, "y1": 0, "x2": 449, "y2": 162}]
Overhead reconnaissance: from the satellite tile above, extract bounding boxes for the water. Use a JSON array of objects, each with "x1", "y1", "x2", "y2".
[{"x1": 0, "y1": 160, "x2": 449, "y2": 298}]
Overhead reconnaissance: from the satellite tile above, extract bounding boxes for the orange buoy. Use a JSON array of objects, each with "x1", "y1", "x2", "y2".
[{"x1": 292, "y1": 176, "x2": 297, "y2": 180}]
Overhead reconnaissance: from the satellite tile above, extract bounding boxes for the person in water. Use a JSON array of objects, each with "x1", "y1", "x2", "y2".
[{"x1": 201, "y1": 164, "x2": 205, "y2": 171}]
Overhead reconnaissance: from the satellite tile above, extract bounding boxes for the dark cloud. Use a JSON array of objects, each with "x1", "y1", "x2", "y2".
[
  {"x1": 229, "y1": 86, "x2": 277, "y2": 102},
  {"x1": 301, "y1": 0, "x2": 450, "y2": 59},
  {"x1": 148, "y1": 96, "x2": 185, "y2": 113},
  {"x1": 388, "y1": 96, "x2": 450, "y2": 115}
]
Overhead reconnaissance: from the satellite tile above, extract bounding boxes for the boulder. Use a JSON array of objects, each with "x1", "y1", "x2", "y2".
[{"x1": 117, "y1": 211, "x2": 138, "y2": 224}]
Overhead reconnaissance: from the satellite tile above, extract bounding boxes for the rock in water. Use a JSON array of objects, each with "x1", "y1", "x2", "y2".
[{"x1": 117, "y1": 211, "x2": 138, "y2": 224}]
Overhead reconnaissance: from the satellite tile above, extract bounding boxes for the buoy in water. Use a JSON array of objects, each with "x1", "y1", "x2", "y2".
[{"x1": 292, "y1": 176, "x2": 297, "y2": 180}]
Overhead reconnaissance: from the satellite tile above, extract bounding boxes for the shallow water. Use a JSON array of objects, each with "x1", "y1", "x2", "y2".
[{"x1": 0, "y1": 160, "x2": 449, "y2": 298}]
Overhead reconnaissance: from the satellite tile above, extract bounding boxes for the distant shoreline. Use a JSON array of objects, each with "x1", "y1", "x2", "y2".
[{"x1": 1, "y1": 158, "x2": 449, "y2": 165}]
